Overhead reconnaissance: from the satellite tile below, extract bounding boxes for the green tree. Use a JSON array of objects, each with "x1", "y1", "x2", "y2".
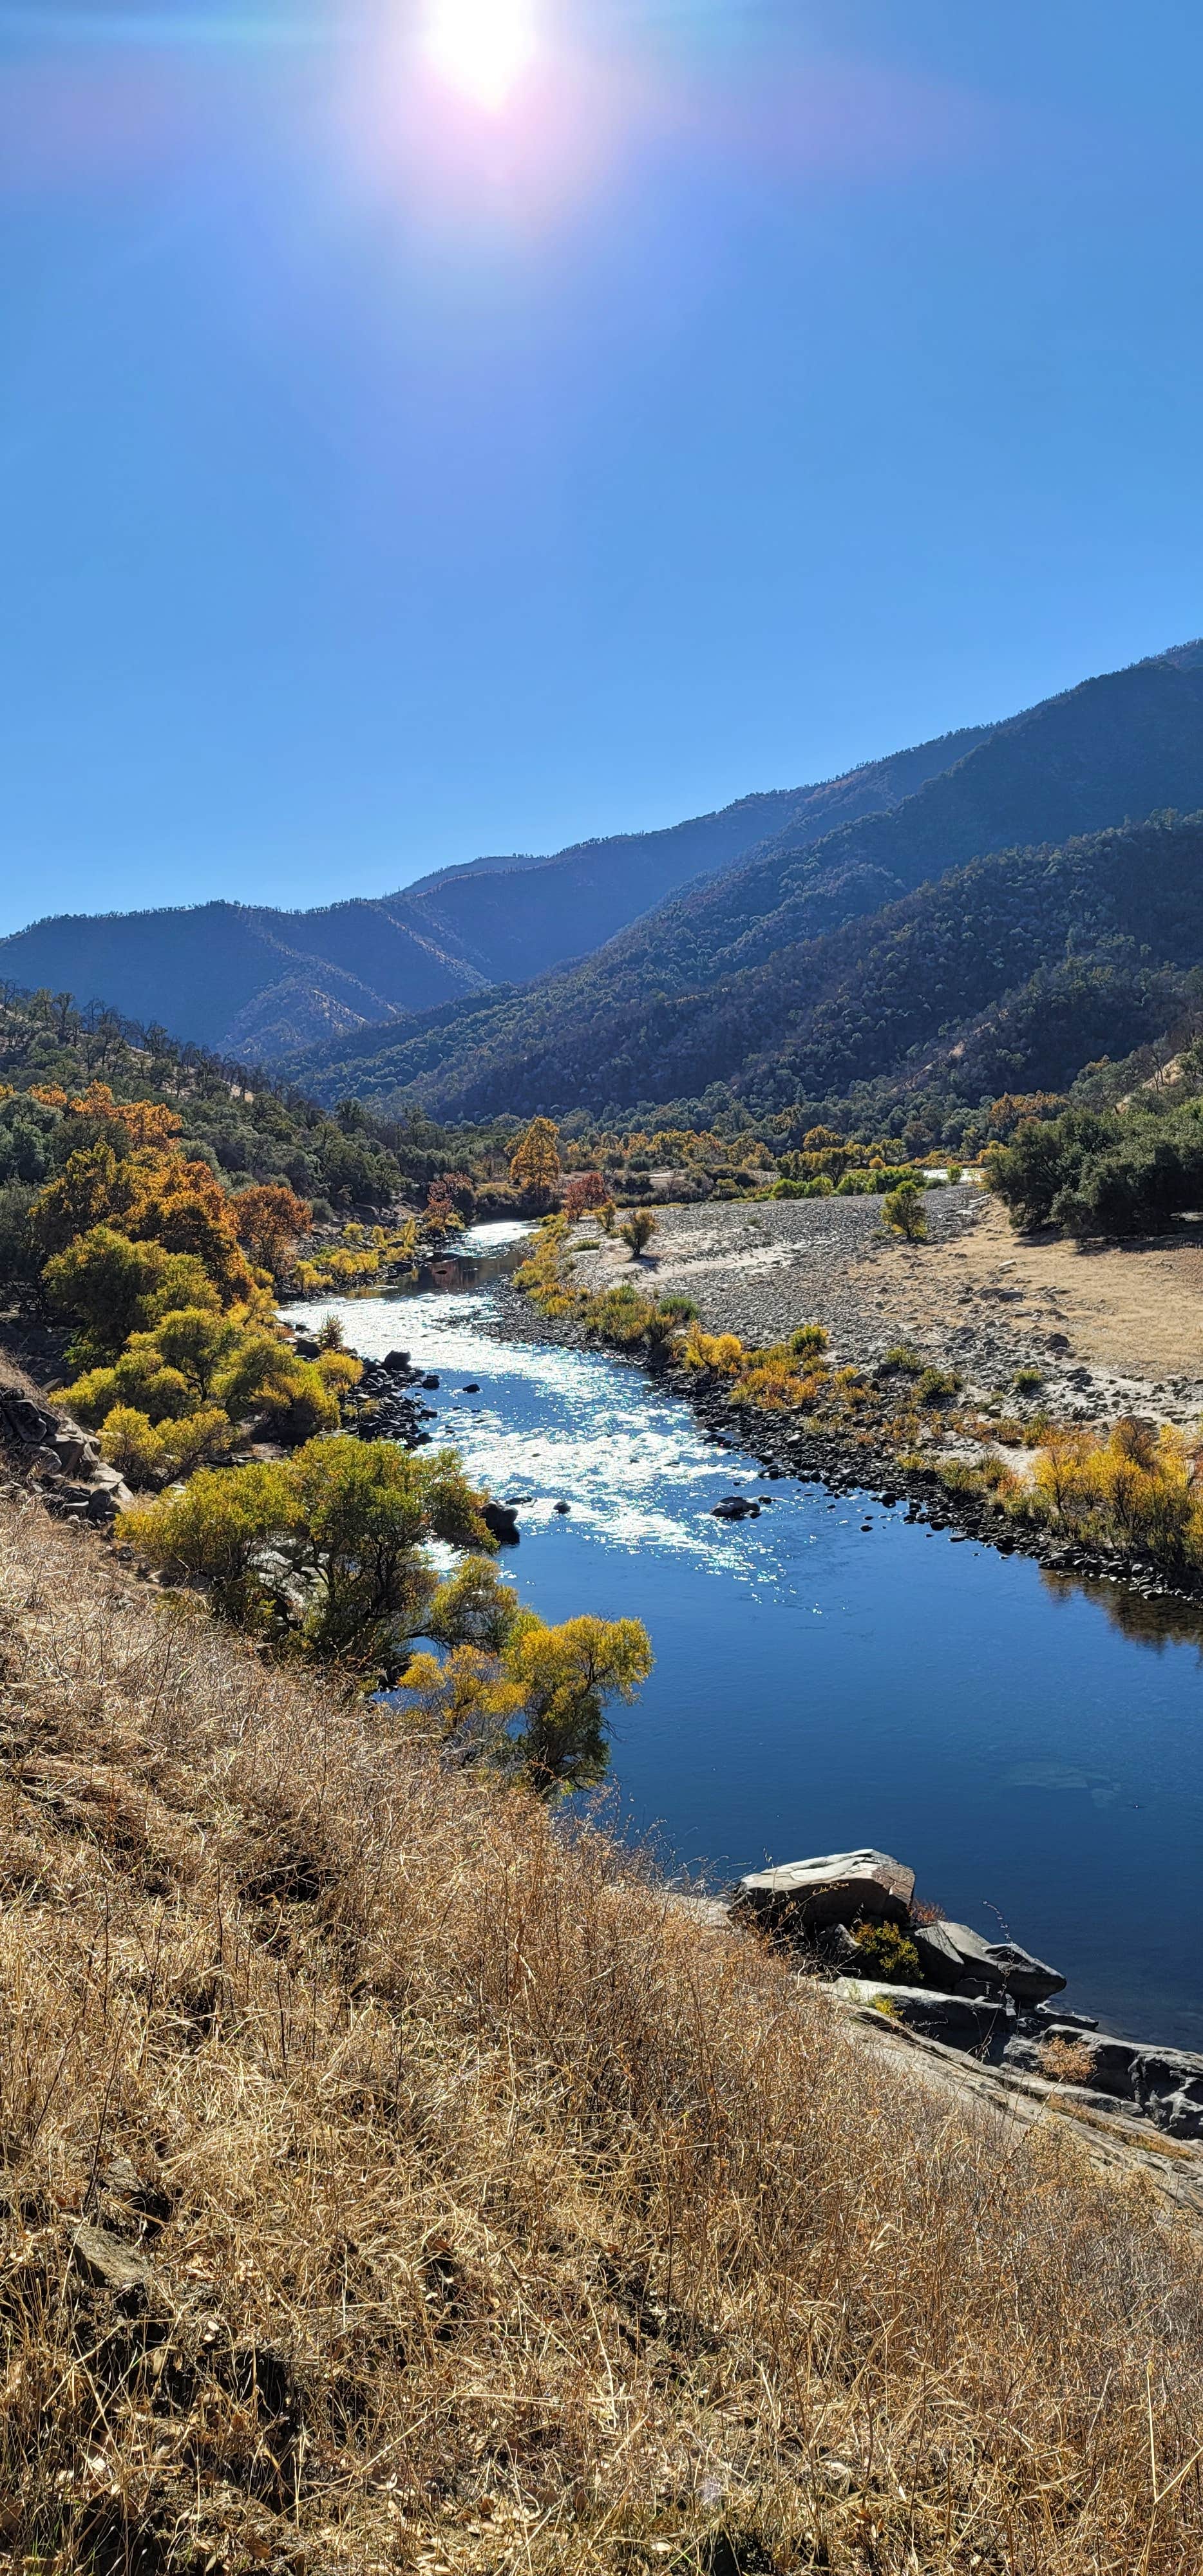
[
  {"x1": 290, "y1": 1437, "x2": 493, "y2": 1667},
  {"x1": 44, "y1": 1226, "x2": 220, "y2": 1366},
  {"x1": 213, "y1": 1332, "x2": 340, "y2": 1441},
  {"x1": 149, "y1": 1307, "x2": 243, "y2": 1397},
  {"x1": 124, "y1": 1462, "x2": 300, "y2": 1622}
]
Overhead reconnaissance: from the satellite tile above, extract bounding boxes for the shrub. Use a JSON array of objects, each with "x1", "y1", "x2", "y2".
[
  {"x1": 1039, "y1": 2036, "x2": 1098, "y2": 2086},
  {"x1": 620, "y1": 1209, "x2": 656, "y2": 1258},
  {"x1": 100, "y1": 1405, "x2": 166, "y2": 1488},
  {"x1": 854, "y1": 1921, "x2": 920, "y2": 1984},
  {"x1": 1013, "y1": 1364, "x2": 1045, "y2": 1394},
  {"x1": 884, "y1": 1180, "x2": 928, "y2": 1241},
  {"x1": 917, "y1": 1365, "x2": 962, "y2": 1405},
  {"x1": 402, "y1": 1609, "x2": 654, "y2": 1793},
  {"x1": 880, "y1": 1342, "x2": 923, "y2": 1375},
  {"x1": 790, "y1": 1321, "x2": 829, "y2": 1358}
]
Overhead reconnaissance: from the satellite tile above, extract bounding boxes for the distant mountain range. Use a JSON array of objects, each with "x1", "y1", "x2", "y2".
[
  {"x1": 0, "y1": 724, "x2": 986, "y2": 1058},
  {"x1": 6, "y1": 638, "x2": 1203, "y2": 1132},
  {"x1": 285, "y1": 641, "x2": 1203, "y2": 1124}
]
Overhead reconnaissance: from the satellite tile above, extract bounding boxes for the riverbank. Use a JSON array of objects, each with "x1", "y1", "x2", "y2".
[{"x1": 493, "y1": 1190, "x2": 1203, "y2": 1606}]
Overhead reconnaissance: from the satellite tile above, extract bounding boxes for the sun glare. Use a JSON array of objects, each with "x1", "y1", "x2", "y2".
[{"x1": 424, "y1": 0, "x2": 537, "y2": 111}]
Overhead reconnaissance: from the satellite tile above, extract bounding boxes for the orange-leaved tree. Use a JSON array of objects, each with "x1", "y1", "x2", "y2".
[{"x1": 232, "y1": 1182, "x2": 312, "y2": 1279}]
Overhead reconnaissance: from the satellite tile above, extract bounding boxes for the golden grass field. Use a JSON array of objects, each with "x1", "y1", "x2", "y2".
[{"x1": 0, "y1": 1493, "x2": 1201, "y2": 2572}]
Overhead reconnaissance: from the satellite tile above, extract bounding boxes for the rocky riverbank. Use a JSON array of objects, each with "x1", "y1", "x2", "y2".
[
  {"x1": 484, "y1": 1190, "x2": 1203, "y2": 1613},
  {"x1": 725, "y1": 1842, "x2": 1203, "y2": 2147}
]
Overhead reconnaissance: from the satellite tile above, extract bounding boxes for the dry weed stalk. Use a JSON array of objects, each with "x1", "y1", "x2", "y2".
[{"x1": 0, "y1": 1493, "x2": 1200, "y2": 2571}]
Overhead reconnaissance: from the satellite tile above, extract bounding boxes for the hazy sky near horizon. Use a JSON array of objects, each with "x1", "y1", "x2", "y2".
[{"x1": 3, "y1": 0, "x2": 1203, "y2": 934}]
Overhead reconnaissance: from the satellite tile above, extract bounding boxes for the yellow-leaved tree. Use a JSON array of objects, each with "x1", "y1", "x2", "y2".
[{"x1": 509, "y1": 1117, "x2": 561, "y2": 1207}]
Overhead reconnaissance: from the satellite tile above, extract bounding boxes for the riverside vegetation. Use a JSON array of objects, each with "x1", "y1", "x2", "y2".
[
  {"x1": 516, "y1": 1193, "x2": 1203, "y2": 1590},
  {"x1": 0, "y1": 1015, "x2": 652, "y2": 1792}
]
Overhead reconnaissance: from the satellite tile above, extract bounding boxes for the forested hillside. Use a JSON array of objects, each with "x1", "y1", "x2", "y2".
[
  {"x1": 0, "y1": 724, "x2": 986, "y2": 1057},
  {"x1": 294, "y1": 647, "x2": 1203, "y2": 1124}
]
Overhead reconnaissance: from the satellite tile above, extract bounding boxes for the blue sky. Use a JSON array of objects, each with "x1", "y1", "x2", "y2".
[{"x1": 2, "y1": 0, "x2": 1202, "y2": 932}]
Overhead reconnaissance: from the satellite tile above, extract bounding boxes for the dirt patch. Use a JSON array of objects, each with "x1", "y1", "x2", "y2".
[{"x1": 910, "y1": 1198, "x2": 1203, "y2": 1381}]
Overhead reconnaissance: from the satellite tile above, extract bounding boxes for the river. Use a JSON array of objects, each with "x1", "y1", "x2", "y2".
[{"x1": 291, "y1": 1222, "x2": 1203, "y2": 2052}]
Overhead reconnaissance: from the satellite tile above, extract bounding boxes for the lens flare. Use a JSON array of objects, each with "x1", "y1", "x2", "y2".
[{"x1": 424, "y1": 0, "x2": 536, "y2": 111}]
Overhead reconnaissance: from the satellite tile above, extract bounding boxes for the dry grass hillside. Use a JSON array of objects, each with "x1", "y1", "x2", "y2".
[{"x1": 1, "y1": 1495, "x2": 1202, "y2": 2573}]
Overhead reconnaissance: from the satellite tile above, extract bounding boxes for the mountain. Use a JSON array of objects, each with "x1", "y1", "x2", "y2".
[
  {"x1": 0, "y1": 724, "x2": 988, "y2": 1057},
  {"x1": 289, "y1": 643, "x2": 1203, "y2": 1122}
]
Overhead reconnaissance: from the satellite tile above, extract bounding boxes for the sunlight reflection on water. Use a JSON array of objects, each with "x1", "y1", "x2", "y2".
[{"x1": 290, "y1": 1278, "x2": 779, "y2": 1573}]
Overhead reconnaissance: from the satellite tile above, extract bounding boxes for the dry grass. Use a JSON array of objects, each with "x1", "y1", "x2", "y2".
[{"x1": 1, "y1": 1496, "x2": 1202, "y2": 2573}]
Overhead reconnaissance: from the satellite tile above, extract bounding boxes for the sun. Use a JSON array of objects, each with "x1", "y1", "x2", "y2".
[{"x1": 424, "y1": 0, "x2": 538, "y2": 111}]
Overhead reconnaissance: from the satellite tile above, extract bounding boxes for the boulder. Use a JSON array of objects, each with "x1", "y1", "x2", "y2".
[
  {"x1": 909, "y1": 1918, "x2": 970, "y2": 1989},
  {"x1": 480, "y1": 1501, "x2": 520, "y2": 1545},
  {"x1": 712, "y1": 1493, "x2": 760, "y2": 1521},
  {"x1": 939, "y1": 1922, "x2": 1065, "y2": 2003},
  {"x1": 70, "y1": 2222, "x2": 157, "y2": 2301},
  {"x1": 49, "y1": 1428, "x2": 94, "y2": 1473},
  {"x1": 737, "y1": 1849, "x2": 915, "y2": 1933},
  {"x1": 0, "y1": 1396, "x2": 54, "y2": 1446},
  {"x1": 835, "y1": 1979, "x2": 1013, "y2": 2049},
  {"x1": 382, "y1": 1350, "x2": 412, "y2": 1372}
]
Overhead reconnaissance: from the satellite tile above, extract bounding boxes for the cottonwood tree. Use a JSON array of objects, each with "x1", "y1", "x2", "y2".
[{"x1": 509, "y1": 1117, "x2": 561, "y2": 1205}]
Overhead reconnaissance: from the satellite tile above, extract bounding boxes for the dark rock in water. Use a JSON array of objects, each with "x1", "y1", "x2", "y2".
[
  {"x1": 940, "y1": 1922, "x2": 1066, "y2": 2003},
  {"x1": 421, "y1": 1374, "x2": 440, "y2": 1390},
  {"x1": 737, "y1": 1848, "x2": 915, "y2": 1934},
  {"x1": 837, "y1": 1979, "x2": 1014, "y2": 2050},
  {"x1": 382, "y1": 1350, "x2": 412, "y2": 1373},
  {"x1": 712, "y1": 1494, "x2": 760, "y2": 1520},
  {"x1": 909, "y1": 1918, "x2": 970, "y2": 1989},
  {"x1": 480, "y1": 1501, "x2": 520, "y2": 1544},
  {"x1": 554, "y1": 1499, "x2": 571, "y2": 1514},
  {"x1": 460, "y1": 1382, "x2": 480, "y2": 1393}
]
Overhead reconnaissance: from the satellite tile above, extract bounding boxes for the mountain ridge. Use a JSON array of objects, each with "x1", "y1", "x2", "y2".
[
  {"x1": 286, "y1": 645, "x2": 1203, "y2": 1122},
  {"x1": 0, "y1": 724, "x2": 991, "y2": 1056}
]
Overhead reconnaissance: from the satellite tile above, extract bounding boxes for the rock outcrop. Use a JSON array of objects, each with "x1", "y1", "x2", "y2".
[
  {"x1": 736, "y1": 1848, "x2": 915, "y2": 1933},
  {"x1": 0, "y1": 1384, "x2": 131, "y2": 1522}
]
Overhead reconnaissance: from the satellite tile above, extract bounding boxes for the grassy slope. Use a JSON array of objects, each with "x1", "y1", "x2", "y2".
[{"x1": 0, "y1": 1495, "x2": 1201, "y2": 2570}]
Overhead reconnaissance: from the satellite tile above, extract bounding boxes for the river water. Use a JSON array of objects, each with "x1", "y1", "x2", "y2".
[{"x1": 292, "y1": 1224, "x2": 1203, "y2": 2051}]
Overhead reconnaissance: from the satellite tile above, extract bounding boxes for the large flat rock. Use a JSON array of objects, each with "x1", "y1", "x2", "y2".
[
  {"x1": 835, "y1": 1980, "x2": 1013, "y2": 2049},
  {"x1": 737, "y1": 1848, "x2": 915, "y2": 1931}
]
